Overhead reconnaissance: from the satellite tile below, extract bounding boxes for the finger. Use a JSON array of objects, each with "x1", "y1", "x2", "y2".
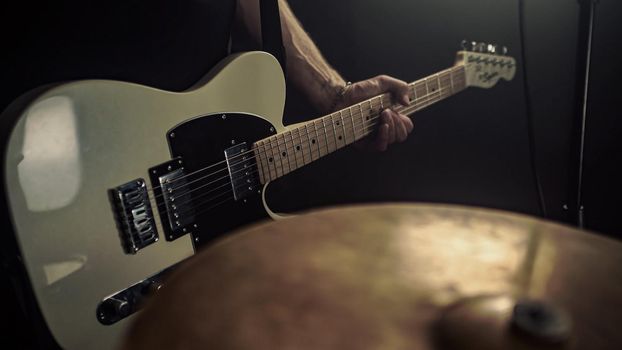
[
  {"x1": 400, "y1": 113, "x2": 414, "y2": 134},
  {"x1": 374, "y1": 123, "x2": 389, "y2": 152},
  {"x1": 394, "y1": 112, "x2": 409, "y2": 143},
  {"x1": 377, "y1": 75, "x2": 410, "y2": 106},
  {"x1": 382, "y1": 109, "x2": 396, "y2": 144}
]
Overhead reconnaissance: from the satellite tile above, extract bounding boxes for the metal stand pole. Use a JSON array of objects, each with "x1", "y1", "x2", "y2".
[{"x1": 567, "y1": 0, "x2": 598, "y2": 228}]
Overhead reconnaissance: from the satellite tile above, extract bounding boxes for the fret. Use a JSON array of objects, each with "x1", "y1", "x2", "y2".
[
  {"x1": 281, "y1": 132, "x2": 295, "y2": 173},
  {"x1": 320, "y1": 117, "x2": 333, "y2": 153},
  {"x1": 253, "y1": 141, "x2": 267, "y2": 184},
  {"x1": 328, "y1": 114, "x2": 338, "y2": 150},
  {"x1": 424, "y1": 77, "x2": 430, "y2": 96},
  {"x1": 316, "y1": 119, "x2": 327, "y2": 157},
  {"x1": 285, "y1": 130, "x2": 300, "y2": 171},
  {"x1": 437, "y1": 73, "x2": 442, "y2": 91},
  {"x1": 449, "y1": 69, "x2": 455, "y2": 93},
  {"x1": 276, "y1": 133, "x2": 290, "y2": 175},
  {"x1": 307, "y1": 123, "x2": 319, "y2": 161},
  {"x1": 339, "y1": 110, "x2": 352, "y2": 144},
  {"x1": 311, "y1": 120, "x2": 321, "y2": 158},
  {"x1": 415, "y1": 81, "x2": 427, "y2": 106},
  {"x1": 296, "y1": 127, "x2": 308, "y2": 166},
  {"x1": 297, "y1": 126, "x2": 309, "y2": 165},
  {"x1": 247, "y1": 64, "x2": 475, "y2": 183},
  {"x1": 358, "y1": 103, "x2": 366, "y2": 136},
  {"x1": 368, "y1": 98, "x2": 378, "y2": 132},
  {"x1": 267, "y1": 135, "x2": 282, "y2": 179},
  {"x1": 375, "y1": 95, "x2": 385, "y2": 118},
  {"x1": 332, "y1": 113, "x2": 345, "y2": 149},
  {"x1": 456, "y1": 67, "x2": 467, "y2": 90},
  {"x1": 333, "y1": 113, "x2": 343, "y2": 149},
  {"x1": 368, "y1": 100, "x2": 376, "y2": 135},
  {"x1": 439, "y1": 71, "x2": 452, "y2": 98},
  {"x1": 347, "y1": 106, "x2": 358, "y2": 142},
  {"x1": 428, "y1": 75, "x2": 440, "y2": 95},
  {"x1": 261, "y1": 141, "x2": 272, "y2": 183}
]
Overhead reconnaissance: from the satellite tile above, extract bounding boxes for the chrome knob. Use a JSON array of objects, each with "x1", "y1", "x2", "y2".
[
  {"x1": 475, "y1": 42, "x2": 487, "y2": 53},
  {"x1": 461, "y1": 39, "x2": 469, "y2": 50}
]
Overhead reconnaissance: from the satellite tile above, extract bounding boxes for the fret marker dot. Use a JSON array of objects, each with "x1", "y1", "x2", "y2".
[
  {"x1": 282, "y1": 152, "x2": 287, "y2": 157},
  {"x1": 269, "y1": 157, "x2": 273, "y2": 162},
  {"x1": 338, "y1": 136, "x2": 342, "y2": 140},
  {"x1": 296, "y1": 145, "x2": 301, "y2": 151},
  {"x1": 312, "y1": 139, "x2": 316, "y2": 144},
  {"x1": 336, "y1": 121, "x2": 340, "y2": 125}
]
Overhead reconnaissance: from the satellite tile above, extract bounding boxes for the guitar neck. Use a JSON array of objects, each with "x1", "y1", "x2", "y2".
[{"x1": 253, "y1": 64, "x2": 467, "y2": 184}]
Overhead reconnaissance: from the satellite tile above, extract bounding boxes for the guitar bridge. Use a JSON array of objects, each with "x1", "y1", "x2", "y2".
[
  {"x1": 109, "y1": 179, "x2": 159, "y2": 254},
  {"x1": 149, "y1": 158, "x2": 196, "y2": 241}
]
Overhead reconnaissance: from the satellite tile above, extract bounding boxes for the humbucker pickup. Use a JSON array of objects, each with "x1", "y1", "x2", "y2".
[
  {"x1": 224, "y1": 142, "x2": 261, "y2": 201},
  {"x1": 149, "y1": 158, "x2": 196, "y2": 241},
  {"x1": 109, "y1": 179, "x2": 159, "y2": 254}
]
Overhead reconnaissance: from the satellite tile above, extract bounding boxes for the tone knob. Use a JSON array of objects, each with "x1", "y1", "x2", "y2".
[
  {"x1": 141, "y1": 280, "x2": 164, "y2": 296},
  {"x1": 106, "y1": 297, "x2": 131, "y2": 318}
]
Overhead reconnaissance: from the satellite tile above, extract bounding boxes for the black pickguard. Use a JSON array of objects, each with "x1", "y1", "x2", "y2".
[{"x1": 166, "y1": 112, "x2": 276, "y2": 248}]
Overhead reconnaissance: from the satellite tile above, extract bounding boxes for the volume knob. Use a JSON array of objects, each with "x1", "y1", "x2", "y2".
[{"x1": 106, "y1": 297, "x2": 131, "y2": 318}]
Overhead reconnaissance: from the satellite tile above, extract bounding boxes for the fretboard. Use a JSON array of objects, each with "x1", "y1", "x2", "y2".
[{"x1": 253, "y1": 64, "x2": 467, "y2": 184}]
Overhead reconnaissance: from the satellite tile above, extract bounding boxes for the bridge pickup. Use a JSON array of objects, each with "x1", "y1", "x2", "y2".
[
  {"x1": 149, "y1": 158, "x2": 196, "y2": 241},
  {"x1": 224, "y1": 142, "x2": 260, "y2": 201},
  {"x1": 109, "y1": 179, "x2": 159, "y2": 254}
]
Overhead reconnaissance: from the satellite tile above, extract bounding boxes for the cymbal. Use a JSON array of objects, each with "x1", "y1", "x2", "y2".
[{"x1": 119, "y1": 204, "x2": 622, "y2": 350}]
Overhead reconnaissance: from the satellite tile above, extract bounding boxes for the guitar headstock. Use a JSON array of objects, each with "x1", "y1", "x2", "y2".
[{"x1": 455, "y1": 41, "x2": 517, "y2": 89}]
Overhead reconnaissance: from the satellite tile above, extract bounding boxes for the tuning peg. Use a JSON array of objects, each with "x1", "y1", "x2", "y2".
[
  {"x1": 501, "y1": 46, "x2": 508, "y2": 55},
  {"x1": 474, "y1": 42, "x2": 487, "y2": 53},
  {"x1": 487, "y1": 44, "x2": 497, "y2": 54},
  {"x1": 461, "y1": 40, "x2": 484, "y2": 52},
  {"x1": 461, "y1": 40, "x2": 476, "y2": 52},
  {"x1": 461, "y1": 39, "x2": 469, "y2": 51}
]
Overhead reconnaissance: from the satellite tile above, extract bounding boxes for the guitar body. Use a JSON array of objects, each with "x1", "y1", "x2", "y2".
[
  {"x1": 1, "y1": 44, "x2": 516, "y2": 349},
  {"x1": 2, "y1": 51, "x2": 286, "y2": 349}
]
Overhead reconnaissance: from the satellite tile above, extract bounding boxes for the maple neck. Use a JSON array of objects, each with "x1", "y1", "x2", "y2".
[{"x1": 253, "y1": 64, "x2": 467, "y2": 184}]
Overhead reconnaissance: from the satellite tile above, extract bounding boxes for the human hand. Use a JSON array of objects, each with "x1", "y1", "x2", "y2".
[{"x1": 338, "y1": 75, "x2": 414, "y2": 152}]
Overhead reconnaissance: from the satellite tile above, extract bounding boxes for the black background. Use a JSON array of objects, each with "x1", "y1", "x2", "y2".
[
  {"x1": 271, "y1": 0, "x2": 622, "y2": 239},
  {"x1": 2, "y1": 0, "x2": 622, "y2": 347}
]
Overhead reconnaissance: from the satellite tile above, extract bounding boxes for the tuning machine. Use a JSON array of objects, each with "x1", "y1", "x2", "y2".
[
  {"x1": 488, "y1": 44, "x2": 508, "y2": 55},
  {"x1": 461, "y1": 40, "x2": 488, "y2": 53},
  {"x1": 462, "y1": 40, "x2": 508, "y2": 55}
]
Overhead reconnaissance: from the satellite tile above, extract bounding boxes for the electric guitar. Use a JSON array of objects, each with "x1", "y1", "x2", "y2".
[{"x1": 1, "y1": 44, "x2": 515, "y2": 349}]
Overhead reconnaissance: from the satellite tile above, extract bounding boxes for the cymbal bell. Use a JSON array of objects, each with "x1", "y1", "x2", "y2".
[
  {"x1": 434, "y1": 294, "x2": 574, "y2": 350},
  {"x1": 119, "y1": 204, "x2": 622, "y2": 350}
]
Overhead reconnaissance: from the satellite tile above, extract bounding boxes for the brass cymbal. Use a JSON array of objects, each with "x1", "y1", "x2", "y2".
[{"x1": 120, "y1": 204, "x2": 622, "y2": 350}]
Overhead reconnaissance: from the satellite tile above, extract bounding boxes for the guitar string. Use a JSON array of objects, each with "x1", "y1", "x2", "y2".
[
  {"x1": 141, "y1": 65, "x2": 466, "y2": 197},
  {"x1": 172, "y1": 85, "x2": 458, "y2": 221},
  {"x1": 145, "y1": 85, "x2": 458, "y2": 214},
  {"x1": 161, "y1": 85, "x2": 459, "y2": 220},
  {"x1": 145, "y1": 73, "x2": 464, "y2": 206},
  {"x1": 147, "y1": 54, "x2": 515, "y2": 222},
  {"x1": 252, "y1": 84, "x2": 458, "y2": 182},
  {"x1": 144, "y1": 84, "x2": 460, "y2": 216}
]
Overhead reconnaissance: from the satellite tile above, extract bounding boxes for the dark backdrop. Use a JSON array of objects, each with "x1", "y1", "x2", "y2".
[
  {"x1": 268, "y1": 0, "x2": 622, "y2": 240},
  {"x1": 2, "y1": 0, "x2": 622, "y2": 348}
]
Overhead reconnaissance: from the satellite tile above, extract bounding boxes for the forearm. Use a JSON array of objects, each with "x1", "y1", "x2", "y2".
[
  {"x1": 237, "y1": 0, "x2": 346, "y2": 113},
  {"x1": 278, "y1": 1, "x2": 346, "y2": 113}
]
